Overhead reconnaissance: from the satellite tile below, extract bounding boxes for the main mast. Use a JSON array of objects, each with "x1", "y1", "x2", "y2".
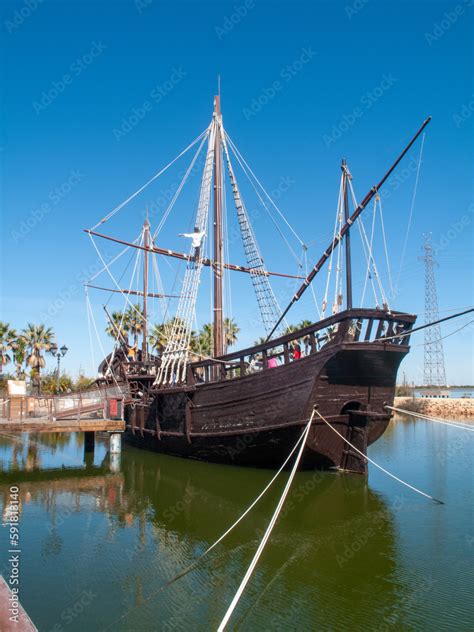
[
  {"x1": 142, "y1": 217, "x2": 150, "y2": 360},
  {"x1": 213, "y1": 96, "x2": 224, "y2": 357}
]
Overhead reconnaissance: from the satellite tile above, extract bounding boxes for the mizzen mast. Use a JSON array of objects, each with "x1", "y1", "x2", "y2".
[
  {"x1": 342, "y1": 159, "x2": 353, "y2": 310},
  {"x1": 213, "y1": 96, "x2": 224, "y2": 357}
]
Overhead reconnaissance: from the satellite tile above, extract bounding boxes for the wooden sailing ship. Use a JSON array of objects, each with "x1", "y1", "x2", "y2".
[{"x1": 86, "y1": 97, "x2": 431, "y2": 473}]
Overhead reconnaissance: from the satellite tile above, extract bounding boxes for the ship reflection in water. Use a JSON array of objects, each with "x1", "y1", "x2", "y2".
[{"x1": 0, "y1": 418, "x2": 472, "y2": 631}]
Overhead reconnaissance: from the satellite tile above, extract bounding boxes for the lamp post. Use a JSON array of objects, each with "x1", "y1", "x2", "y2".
[{"x1": 50, "y1": 344, "x2": 68, "y2": 392}]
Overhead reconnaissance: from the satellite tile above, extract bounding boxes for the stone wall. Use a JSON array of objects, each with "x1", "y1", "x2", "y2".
[{"x1": 394, "y1": 397, "x2": 474, "y2": 419}]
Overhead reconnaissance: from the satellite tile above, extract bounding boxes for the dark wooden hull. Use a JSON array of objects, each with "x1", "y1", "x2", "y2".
[{"x1": 124, "y1": 340, "x2": 408, "y2": 474}]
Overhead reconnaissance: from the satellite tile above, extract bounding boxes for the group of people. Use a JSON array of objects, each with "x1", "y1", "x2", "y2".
[{"x1": 248, "y1": 339, "x2": 307, "y2": 373}]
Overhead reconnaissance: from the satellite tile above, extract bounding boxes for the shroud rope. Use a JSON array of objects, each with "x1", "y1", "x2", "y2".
[{"x1": 386, "y1": 406, "x2": 474, "y2": 432}]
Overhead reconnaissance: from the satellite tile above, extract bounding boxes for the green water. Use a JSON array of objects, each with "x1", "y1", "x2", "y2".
[{"x1": 0, "y1": 417, "x2": 472, "y2": 631}]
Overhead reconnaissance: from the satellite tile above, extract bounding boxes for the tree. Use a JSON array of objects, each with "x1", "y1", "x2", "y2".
[
  {"x1": 41, "y1": 372, "x2": 73, "y2": 395},
  {"x1": 0, "y1": 322, "x2": 16, "y2": 374},
  {"x1": 12, "y1": 335, "x2": 27, "y2": 378},
  {"x1": 224, "y1": 318, "x2": 240, "y2": 350},
  {"x1": 74, "y1": 374, "x2": 95, "y2": 391},
  {"x1": 126, "y1": 304, "x2": 144, "y2": 347},
  {"x1": 22, "y1": 324, "x2": 55, "y2": 384},
  {"x1": 148, "y1": 323, "x2": 165, "y2": 352},
  {"x1": 192, "y1": 318, "x2": 240, "y2": 357},
  {"x1": 149, "y1": 317, "x2": 197, "y2": 354},
  {"x1": 105, "y1": 311, "x2": 130, "y2": 343}
]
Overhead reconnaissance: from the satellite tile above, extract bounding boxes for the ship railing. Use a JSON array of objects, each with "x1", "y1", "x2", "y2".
[{"x1": 189, "y1": 308, "x2": 416, "y2": 385}]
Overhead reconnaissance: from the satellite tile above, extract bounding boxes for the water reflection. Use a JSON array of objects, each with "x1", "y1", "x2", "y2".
[{"x1": 0, "y1": 424, "x2": 472, "y2": 631}]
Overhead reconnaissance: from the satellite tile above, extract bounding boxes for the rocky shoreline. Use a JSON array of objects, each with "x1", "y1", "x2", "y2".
[{"x1": 393, "y1": 397, "x2": 474, "y2": 419}]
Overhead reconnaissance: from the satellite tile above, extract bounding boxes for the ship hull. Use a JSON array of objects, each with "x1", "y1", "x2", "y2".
[{"x1": 123, "y1": 340, "x2": 408, "y2": 474}]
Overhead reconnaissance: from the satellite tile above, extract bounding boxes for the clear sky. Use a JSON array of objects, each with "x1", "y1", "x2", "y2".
[{"x1": 1, "y1": 0, "x2": 473, "y2": 384}]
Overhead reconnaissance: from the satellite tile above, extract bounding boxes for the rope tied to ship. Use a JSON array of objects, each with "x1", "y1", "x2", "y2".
[
  {"x1": 217, "y1": 408, "x2": 316, "y2": 631},
  {"x1": 313, "y1": 409, "x2": 444, "y2": 504},
  {"x1": 386, "y1": 406, "x2": 474, "y2": 432},
  {"x1": 100, "y1": 410, "x2": 316, "y2": 632}
]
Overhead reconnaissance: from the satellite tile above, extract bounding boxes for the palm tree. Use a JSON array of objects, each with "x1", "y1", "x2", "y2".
[
  {"x1": 149, "y1": 323, "x2": 166, "y2": 352},
  {"x1": 196, "y1": 323, "x2": 213, "y2": 356},
  {"x1": 12, "y1": 335, "x2": 27, "y2": 378},
  {"x1": 224, "y1": 318, "x2": 240, "y2": 351},
  {"x1": 0, "y1": 322, "x2": 16, "y2": 374},
  {"x1": 105, "y1": 311, "x2": 130, "y2": 343},
  {"x1": 22, "y1": 324, "x2": 55, "y2": 387},
  {"x1": 298, "y1": 319, "x2": 313, "y2": 329},
  {"x1": 149, "y1": 317, "x2": 197, "y2": 355},
  {"x1": 126, "y1": 304, "x2": 144, "y2": 347},
  {"x1": 192, "y1": 319, "x2": 239, "y2": 356}
]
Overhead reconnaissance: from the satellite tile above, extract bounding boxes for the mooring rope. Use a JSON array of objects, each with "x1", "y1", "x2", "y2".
[
  {"x1": 217, "y1": 410, "x2": 315, "y2": 631},
  {"x1": 313, "y1": 409, "x2": 443, "y2": 504},
  {"x1": 101, "y1": 414, "x2": 315, "y2": 631},
  {"x1": 386, "y1": 405, "x2": 474, "y2": 432}
]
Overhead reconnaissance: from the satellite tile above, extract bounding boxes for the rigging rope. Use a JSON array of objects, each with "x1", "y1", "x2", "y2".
[
  {"x1": 377, "y1": 194, "x2": 395, "y2": 300},
  {"x1": 304, "y1": 249, "x2": 321, "y2": 320},
  {"x1": 217, "y1": 409, "x2": 315, "y2": 631},
  {"x1": 225, "y1": 132, "x2": 303, "y2": 264},
  {"x1": 152, "y1": 132, "x2": 209, "y2": 240},
  {"x1": 313, "y1": 409, "x2": 443, "y2": 504},
  {"x1": 349, "y1": 179, "x2": 388, "y2": 309},
  {"x1": 91, "y1": 127, "x2": 209, "y2": 230},
  {"x1": 395, "y1": 132, "x2": 425, "y2": 294},
  {"x1": 221, "y1": 124, "x2": 286, "y2": 335},
  {"x1": 322, "y1": 175, "x2": 344, "y2": 318},
  {"x1": 386, "y1": 406, "x2": 474, "y2": 432},
  {"x1": 410, "y1": 319, "x2": 473, "y2": 347},
  {"x1": 156, "y1": 121, "x2": 216, "y2": 384},
  {"x1": 87, "y1": 238, "x2": 138, "y2": 283}
]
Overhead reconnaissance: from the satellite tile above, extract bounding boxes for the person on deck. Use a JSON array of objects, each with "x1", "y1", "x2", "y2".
[
  {"x1": 292, "y1": 342, "x2": 301, "y2": 360},
  {"x1": 267, "y1": 356, "x2": 278, "y2": 369},
  {"x1": 179, "y1": 226, "x2": 206, "y2": 262}
]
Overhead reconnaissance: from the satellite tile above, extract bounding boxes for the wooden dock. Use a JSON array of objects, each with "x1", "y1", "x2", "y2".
[
  {"x1": 0, "y1": 418, "x2": 124, "y2": 433},
  {"x1": 0, "y1": 576, "x2": 37, "y2": 632}
]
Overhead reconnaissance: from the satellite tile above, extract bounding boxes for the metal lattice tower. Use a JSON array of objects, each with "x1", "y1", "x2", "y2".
[{"x1": 420, "y1": 233, "x2": 447, "y2": 387}]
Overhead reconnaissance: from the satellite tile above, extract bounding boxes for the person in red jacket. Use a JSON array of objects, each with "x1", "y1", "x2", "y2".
[{"x1": 292, "y1": 342, "x2": 301, "y2": 360}]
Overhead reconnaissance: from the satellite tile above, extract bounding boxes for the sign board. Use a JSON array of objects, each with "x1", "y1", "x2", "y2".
[{"x1": 7, "y1": 380, "x2": 27, "y2": 396}]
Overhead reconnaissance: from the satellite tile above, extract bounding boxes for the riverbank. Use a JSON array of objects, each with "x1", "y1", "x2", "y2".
[{"x1": 394, "y1": 396, "x2": 474, "y2": 418}]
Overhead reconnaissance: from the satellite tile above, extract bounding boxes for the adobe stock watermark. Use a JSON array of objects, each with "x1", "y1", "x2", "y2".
[
  {"x1": 345, "y1": 0, "x2": 369, "y2": 20},
  {"x1": 215, "y1": 0, "x2": 256, "y2": 40},
  {"x1": 452, "y1": 94, "x2": 474, "y2": 128},
  {"x1": 33, "y1": 41, "x2": 107, "y2": 114},
  {"x1": 135, "y1": 0, "x2": 153, "y2": 14},
  {"x1": 432, "y1": 202, "x2": 473, "y2": 254},
  {"x1": 4, "y1": 0, "x2": 44, "y2": 34},
  {"x1": 112, "y1": 67, "x2": 187, "y2": 141},
  {"x1": 39, "y1": 255, "x2": 113, "y2": 323},
  {"x1": 11, "y1": 170, "x2": 85, "y2": 243},
  {"x1": 424, "y1": 0, "x2": 473, "y2": 46},
  {"x1": 322, "y1": 73, "x2": 397, "y2": 147},
  {"x1": 48, "y1": 590, "x2": 98, "y2": 632},
  {"x1": 242, "y1": 47, "x2": 316, "y2": 120}
]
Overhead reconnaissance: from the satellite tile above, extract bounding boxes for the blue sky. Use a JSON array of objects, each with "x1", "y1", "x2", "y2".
[{"x1": 1, "y1": 0, "x2": 473, "y2": 383}]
